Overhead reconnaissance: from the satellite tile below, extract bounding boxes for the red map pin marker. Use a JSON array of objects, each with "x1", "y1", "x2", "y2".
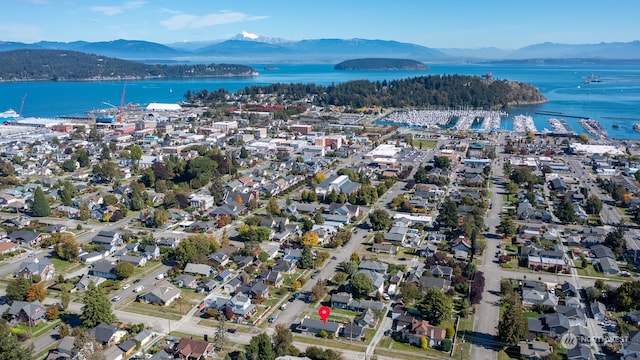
[{"x1": 318, "y1": 306, "x2": 330, "y2": 323}]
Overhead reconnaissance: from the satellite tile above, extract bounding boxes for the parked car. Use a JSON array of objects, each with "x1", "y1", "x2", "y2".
[
  {"x1": 134, "y1": 286, "x2": 144, "y2": 293},
  {"x1": 122, "y1": 284, "x2": 131, "y2": 290},
  {"x1": 227, "y1": 328, "x2": 236, "y2": 333},
  {"x1": 111, "y1": 295, "x2": 121, "y2": 302},
  {"x1": 269, "y1": 315, "x2": 278, "y2": 323}
]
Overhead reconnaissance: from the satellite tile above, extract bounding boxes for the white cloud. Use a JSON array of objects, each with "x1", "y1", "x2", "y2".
[
  {"x1": 160, "y1": 10, "x2": 268, "y2": 30},
  {"x1": 89, "y1": 0, "x2": 146, "y2": 16}
]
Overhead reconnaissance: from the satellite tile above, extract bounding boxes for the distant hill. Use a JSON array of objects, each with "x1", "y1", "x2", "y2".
[
  {"x1": 0, "y1": 49, "x2": 257, "y2": 81},
  {"x1": 1, "y1": 36, "x2": 640, "y2": 63},
  {"x1": 334, "y1": 58, "x2": 429, "y2": 70}
]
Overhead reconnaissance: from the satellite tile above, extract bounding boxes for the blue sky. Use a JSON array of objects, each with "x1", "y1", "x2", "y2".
[{"x1": 2, "y1": 0, "x2": 638, "y2": 48}]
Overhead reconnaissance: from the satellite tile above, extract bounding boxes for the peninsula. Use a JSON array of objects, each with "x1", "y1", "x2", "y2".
[
  {"x1": 334, "y1": 58, "x2": 429, "y2": 71},
  {"x1": 0, "y1": 49, "x2": 258, "y2": 82}
]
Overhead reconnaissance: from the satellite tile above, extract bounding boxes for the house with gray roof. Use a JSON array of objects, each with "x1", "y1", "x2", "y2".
[
  {"x1": 16, "y1": 257, "x2": 55, "y2": 280},
  {"x1": 183, "y1": 263, "x2": 214, "y2": 277},
  {"x1": 118, "y1": 254, "x2": 147, "y2": 267},
  {"x1": 358, "y1": 260, "x2": 388, "y2": 274},
  {"x1": 297, "y1": 317, "x2": 342, "y2": 337},
  {"x1": 528, "y1": 312, "x2": 570, "y2": 337},
  {"x1": 353, "y1": 269, "x2": 385, "y2": 295},
  {"x1": 173, "y1": 274, "x2": 198, "y2": 289},
  {"x1": 8, "y1": 300, "x2": 46, "y2": 324},
  {"x1": 588, "y1": 301, "x2": 607, "y2": 321},
  {"x1": 522, "y1": 288, "x2": 559, "y2": 308},
  {"x1": 88, "y1": 322, "x2": 122, "y2": 345},
  {"x1": 139, "y1": 282, "x2": 181, "y2": 306},
  {"x1": 91, "y1": 259, "x2": 118, "y2": 279}
]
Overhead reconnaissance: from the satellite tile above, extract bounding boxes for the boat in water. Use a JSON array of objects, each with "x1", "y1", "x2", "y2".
[
  {"x1": 88, "y1": 110, "x2": 117, "y2": 123},
  {"x1": 0, "y1": 109, "x2": 19, "y2": 119}
]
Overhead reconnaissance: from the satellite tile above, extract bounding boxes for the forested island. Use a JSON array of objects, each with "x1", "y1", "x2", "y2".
[
  {"x1": 0, "y1": 49, "x2": 258, "y2": 81},
  {"x1": 186, "y1": 74, "x2": 546, "y2": 109},
  {"x1": 334, "y1": 58, "x2": 429, "y2": 71}
]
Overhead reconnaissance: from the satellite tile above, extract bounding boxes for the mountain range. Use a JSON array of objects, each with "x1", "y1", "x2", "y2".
[{"x1": 1, "y1": 32, "x2": 639, "y2": 64}]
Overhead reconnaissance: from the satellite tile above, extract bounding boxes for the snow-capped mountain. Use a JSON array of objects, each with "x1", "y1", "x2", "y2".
[{"x1": 230, "y1": 31, "x2": 291, "y2": 44}]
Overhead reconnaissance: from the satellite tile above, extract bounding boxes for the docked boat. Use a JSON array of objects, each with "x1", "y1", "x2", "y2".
[{"x1": 88, "y1": 110, "x2": 117, "y2": 123}]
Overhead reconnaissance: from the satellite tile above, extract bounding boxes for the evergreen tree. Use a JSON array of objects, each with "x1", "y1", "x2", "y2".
[
  {"x1": 59, "y1": 181, "x2": 76, "y2": 207},
  {"x1": 0, "y1": 320, "x2": 33, "y2": 360},
  {"x1": 272, "y1": 323, "x2": 293, "y2": 357},
  {"x1": 32, "y1": 186, "x2": 51, "y2": 217},
  {"x1": 6, "y1": 277, "x2": 31, "y2": 303},
  {"x1": 436, "y1": 198, "x2": 458, "y2": 230},
  {"x1": 555, "y1": 200, "x2": 577, "y2": 224},
  {"x1": 300, "y1": 246, "x2": 314, "y2": 269},
  {"x1": 498, "y1": 294, "x2": 528, "y2": 346},
  {"x1": 417, "y1": 287, "x2": 452, "y2": 325},
  {"x1": 81, "y1": 282, "x2": 115, "y2": 328},
  {"x1": 246, "y1": 333, "x2": 275, "y2": 360},
  {"x1": 266, "y1": 197, "x2": 281, "y2": 217},
  {"x1": 368, "y1": 209, "x2": 391, "y2": 231}
]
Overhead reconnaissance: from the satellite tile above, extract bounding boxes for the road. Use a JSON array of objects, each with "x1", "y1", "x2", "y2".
[{"x1": 469, "y1": 136, "x2": 505, "y2": 360}]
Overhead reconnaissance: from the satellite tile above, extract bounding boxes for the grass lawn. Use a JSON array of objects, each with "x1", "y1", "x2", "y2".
[
  {"x1": 123, "y1": 303, "x2": 182, "y2": 320},
  {"x1": 169, "y1": 331, "x2": 205, "y2": 341},
  {"x1": 413, "y1": 139, "x2": 438, "y2": 149},
  {"x1": 49, "y1": 258, "x2": 84, "y2": 273},
  {"x1": 390, "y1": 338, "x2": 452, "y2": 358},
  {"x1": 292, "y1": 335, "x2": 366, "y2": 352}
]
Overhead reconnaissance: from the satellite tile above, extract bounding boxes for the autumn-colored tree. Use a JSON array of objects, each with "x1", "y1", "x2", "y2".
[
  {"x1": 26, "y1": 283, "x2": 47, "y2": 302},
  {"x1": 46, "y1": 305, "x2": 59, "y2": 320},
  {"x1": 236, "y1": 194, "x2": 243, "y2": 205},
  {"x1": 301, "y1": 231, "x2": 319, "y2": 247}
]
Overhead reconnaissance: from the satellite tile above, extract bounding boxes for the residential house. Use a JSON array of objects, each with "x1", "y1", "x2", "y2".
[
  {"x1": 0, "y1": 242, "x2": 18, "y2": 255},
  {"x1": 297, "y1": 317, "x2": 342, "y2": 337},
  {"x1": 315, "y1": 175, "x2": 360, "y2": 199},
  {"x1": 249, "y1": 282, "x2": 269, "y2": 299},
  {"x1": 354, "y1": 308, "x2": 379, "y2": 328},
  {"x1": 588, "y1": 301, "x2": 607, "y2": 321},
  {"x1": 272, "y1": 259, "x2": 297, "y2": 274},
  {"x1": 143, "y1": 245, "x2": 160, "y2": 260},
  {"x1": 75, "y1": 274, "x2": 106, "y2": 291},
  {"x1": 400, "y1": 319, "x2": 447, "y2": 348},
  {"x1": 103, "y1": 345, "x2": 124, "y2": 360},
  {"x1": 139, "y1": 282, "x2": 181, "y2": 306},
  {"x1": 173, "y1": 337, "x2": 215, "y2": 360},
  {"x1": 118, "y1": 255, "x2": 147, "y2": 267},
  {"x1": 91, "y1": 259, "x2": 118, "y2": 279},
  {"x1": 521, "y1": 287, "x2": 559, "y2": 308},
  {"x1": 173, "y1": 274, "x2": 198, "y2": 289},
  {"x1": 263, "y1": 270, "x2": 284, "y2": 288},
  {"x1": 209, "y1": 252, "x2": 230, "y2": 267},
  {"x1": 450, "y1": 236, "x2": 472, "y2": 253},
  {"x1": 371, "y1": 242, "x2": 398, "y2": 255},
  {"x1": 88, "y1": 322, "x2": 125, "y2": 345},
  {"x1": 228, "y1": 293, "x2": 255, "y2": 318},
  {"x1": 183, "y1": 263, "x2": 214, "y2": 277},
  {"x1": 9, "y1": 230, "x2": 44, "y2": 247},
  {"x1": 215, "y1": 269, "x2": 234, "y2": 283},
  {"x1": 118, "y1": 339, "x2": 137, "y2": 358},
  {"x1": 223, "y1": 278, "x2": 242, "y2": 294},
  {"x1": 528, "y1": 313, "x2": 570, "y2": 337},
  {"x1": 591, "y1": 244, "x2": 620, "y2": 275},
  {"x1": 560, "y1": 282, "x2": 578, "y2": 297},
  {"x1": 7, "y1": 300, "x2": 46, "y2": 325},
  {"x1": 358, "y1": 260, "x2": 388, "y2": 274},
  {"x1": 353, "y1": 269, "x2": 385, "y2": 295},
  {"x1": 80, "y1": 251, "x2": 105, "y2": 264},
  {"x1": 430, "y1": 265, "x2": 453, "y2": 280},
  {"x1": 566, "y1": 345, "x2": 593, "y2": 360},
  {"x1": 518, "y1": 340, "x2": 553, "y2": 360},
  {"x1": 158, "y1": 237, "x2": 180, "y2": 248},
  {"x1": 91, "y1": 231, "x2": 123, "y2": 254},
  {"x1": 16, "y1": 257, "x2": 55, "y2": 280},
  {"x1": 340, "y1": 323, "x2": 365, "y2": 340},
  {"x1": 188, "y1": 194, "x2": 214, "y2": 211},
  {"x1": 45, "y1": 336, "x2": 75, "y2": 360}
]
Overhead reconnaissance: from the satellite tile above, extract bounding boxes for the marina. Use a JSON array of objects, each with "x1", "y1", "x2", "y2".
[
  {"x1": 512, "y1": 114, "x2": 537, "y2": 133},
  {"x1": 547, "y1": 118, "x2": 576, "y2": 135},
  {"x1": 579, "y1": 119, "x2": 608, "y2": 139},
  {"x1": 380, "y1": 109, "x2": 507, "y2": 131}
]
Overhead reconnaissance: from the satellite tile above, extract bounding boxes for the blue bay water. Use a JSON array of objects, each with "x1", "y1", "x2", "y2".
[{"x1": 1, "y1": 63, "x2": 639, "y2": 139}]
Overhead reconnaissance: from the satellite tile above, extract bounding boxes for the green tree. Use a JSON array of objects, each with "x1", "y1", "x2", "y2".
[
  {"x1": 604, "y1": 222, "x2": 627, "y2": 257},
  {"x1": 53, "y1": 233, "x2": 80, "y2": 262},
  {"x1": 368, "y1": 209, "x2": 391, "y2": 231},
  {"x1": 433, "y1": 156, "x2": 451, "y2": 170},
  {"x1": 417, "y1": 288, "x2": 452, "y2": 325},
  {"x1": 129, "y1": 145, "x2": 143, "y2": 168},
  {"x1": 497, "y1": 216, "x2": 517, "y2": 237},
  {"x1": 153, "y1": 208, "x2": 169, "y2": 228},
  {"x1": 81, "y1": 282, "x2": 115, "y2": 328},
  {"x1": 61, "y1": 289, "x2": 71, "y2": 310},
  {"x1": 240, "y1": 146, "x2": 249, "y2": 159},
  {"x1": 498, "y1": 294, "x2": 528, "y2": 346},
  {"x1": 115, "y1": 262, "x2": 135, "y2": 279},
  {"x1": 299, "y1": 246, "x2": 314, "y2": 269},
  {"x1": 585, "y1": 194, "x2": 603, "y2": 215},
  {"x1": 340, "y1": 261, "x2": 358, "y2": 275},
  {"x1": 174, "y1": 234, "x2": 220, "y2": 267},
  {"x1": 400, "y1": 282, "x2": 420, "y2": 303},
  {"x1": 266, "y1": 197, "x2": 281, "y2": 217},
  {"x1": 73, "y1": 148, "x2": 90, "y2": 167},
  {"x1": 246, "y1": 333, "x2": 275, "y2": 360},
  {"x1": 61, "y1": 159, "x2": 76, "y2": 172},
  {"x1": 59, "y1": 180, "x2": 76, "y2": 206},
  {"x1": 32, "y1": 186, "x2": 51, "y2": 217},
  {"x1": 436, "y1": 198, "x2": 459, "y2": 230},
  {"x1": 555, "y1": 200, "x2": 577, "y2": 224},
  {"x1": 0, "y1": 320, "x2": 33, "y2": 360},
  {"x1": 272, "y1": 323, "x2": 293, "y2": 357},
  {"x1": 213, "y1": 317, "x2": 228, "y2": 351},
  {"x1": 6, "y1": 277, "x2": 31, "y2": 303},
  {"x1": 79, "y1": 202, "x2": 91, "y2": 221},
  {"x1": 350, "y1": 272, "x2": 374, "y2": 298},
  {"x1": 314, "y1": 212, "x2": 324, "y2": 225}
]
